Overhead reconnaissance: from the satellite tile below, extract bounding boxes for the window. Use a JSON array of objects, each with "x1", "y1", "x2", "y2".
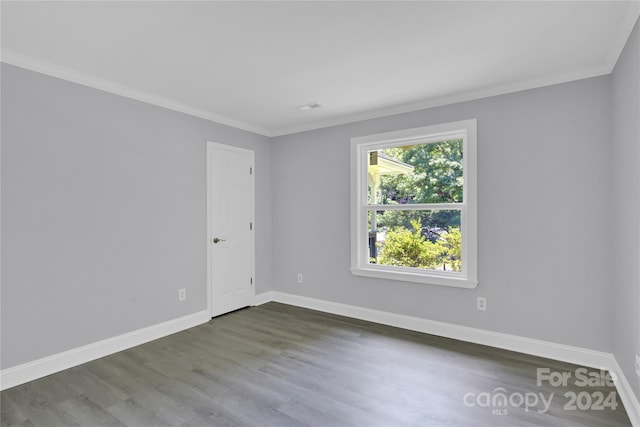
[{"x1": 350, "y1": 119, "x2": 477, "y2": 288}]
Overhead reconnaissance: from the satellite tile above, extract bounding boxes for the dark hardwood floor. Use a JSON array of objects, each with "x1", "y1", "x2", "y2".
[{"x1": 1, "y1": 302, "x2": 632, "y2": 426}]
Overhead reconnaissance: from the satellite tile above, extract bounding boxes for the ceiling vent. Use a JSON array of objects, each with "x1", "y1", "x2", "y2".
[{"x1": 297, "y1": 102, "x2": 322, "y2": 112}]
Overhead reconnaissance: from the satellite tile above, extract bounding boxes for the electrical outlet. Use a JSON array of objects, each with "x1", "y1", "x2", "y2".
[
  {"x1": 477, "y1": 297, "x2": 487, "y2": 311},
  {"x1": 635, "y1": 354, "x2": 640, "y2": 377},
  {"x1": 297, "y1": 274, "x2": 303, "y2": 284},
  {"x1": 178, "y1": 288, "x2": 186, "y2": 302}
]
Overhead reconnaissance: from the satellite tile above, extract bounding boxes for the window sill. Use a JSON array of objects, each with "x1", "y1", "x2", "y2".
[{"x1": 350, "y1": 266, "x2": 478, "y2": 289}]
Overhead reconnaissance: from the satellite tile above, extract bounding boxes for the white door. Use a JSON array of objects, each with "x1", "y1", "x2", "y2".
[{"x1": 207, "y1": 142, "x2": 255, "y2": 317}]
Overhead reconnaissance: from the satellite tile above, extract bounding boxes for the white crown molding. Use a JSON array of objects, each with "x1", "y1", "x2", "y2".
[
  {"x1": 272, "y1": 6, "x2": 639, "y2": 137},
  {"x1": 271, "y1": 63, "x2": 612, "y2": 137},
  {"x1": 0, "y1": 52, "x2": 620, "y2": 141},
  {"x1": 607, "y1": 2, "x2": 640, "y2": 72},
  {"x1": 2, "y1": 47, "x2": 610, "y2": 140},
  {"x1": 2, "y1": 5, "x2": 637, "y2": 139},
  {"x1": 0, "y1": 310, "x2": 210, "y2": 391},
  {"x1": 0, "y1": 49, "x2": 273, "y2": 137}
]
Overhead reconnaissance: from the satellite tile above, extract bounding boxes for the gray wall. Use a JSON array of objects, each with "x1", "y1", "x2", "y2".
[
  {"x1": 0, "y1": 64, "x2": 273, "y2": 369},
  {"x1": 612, "y1": 18, "x2": 640, "y2": 398},
  {"x1": 272, "y1": 76, "x2": 613, "y2": 352},
  {"x1": 2, "y1": 30, "x2": 637, "y2": 402}
]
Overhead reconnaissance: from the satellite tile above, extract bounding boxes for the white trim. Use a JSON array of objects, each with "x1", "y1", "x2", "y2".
[
  {"x1": 5, "y1": 9, "x2": 639, "y2": 142},
  {"x1": 206, "y1": 142, "x2": 256, "y2": 318},
  {"x1": 273, "y1": 2, "x2": 639, "y2": 138},
  {"x1": 253, "y1": 291, "x2": 276, "y2": 306},
  {"x1": 3, "y1": 290, "x2": 639, "y2": 425},
  {"x1": 263, "y1": 291, "x2": 639, "y2": 425},
  {"x1": 0, "y1": 50, "x2": 271, "y2": 137},
  {"x1": 366, "y1": 203, "x2": 463, "y2": 211},
  {"x1": 268, "y1": 292, "x2": 612, "y2": 368},
  {"x1": 350, "y1": 119, "x2": 477, "y2": 288},
  {"x1": 608, "y1": 3, "x2": 640, "y2": 74},
  {"x1": 350, "y1": 266, "x2": 477, "y2": 288},
  {"x1": 610, "y1": 357, "x2": 640, "y2": 427},
  {"x1": 206, "y1": 143, "x2": 213, "y2": 318},
  {"x1": 0, "y1": 310, "x2": 210, "y2": 391},
  {"x1": 271, "y1": 65, "x2": 612, "y2": 137}
]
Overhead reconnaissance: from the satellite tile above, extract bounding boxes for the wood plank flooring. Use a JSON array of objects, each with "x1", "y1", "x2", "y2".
[{"x1": 1, "y1": 302, "x2": 632, "y2": 426}]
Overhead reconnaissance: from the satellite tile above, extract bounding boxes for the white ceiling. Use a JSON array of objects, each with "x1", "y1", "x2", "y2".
[{"x1": 2, "y1": 1, "x2": 639, "y2": 137}]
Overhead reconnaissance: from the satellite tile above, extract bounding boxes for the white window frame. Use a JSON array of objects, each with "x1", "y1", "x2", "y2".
[{"x1": 350, "y1": 119, "x2": 477, "y2": 288}]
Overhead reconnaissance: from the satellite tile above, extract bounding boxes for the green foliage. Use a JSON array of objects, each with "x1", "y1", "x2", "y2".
[
  {"x1": 375, "y1": 209, "x2": 460, "y2": 241},
  {"x1": 371, "y1": 139, "x2": 464, "y2": 271},
  {"x1": 380, "y1": 139, "x2": 463, "y2": 205},
  {"x1": 377, "y1": 220, "x2": 441, "y2": 268},
  {"x1": 376, "y1": 140, "x2": 463, "y2": 233},
  {"x1": 441, "y1": 228, "x2": 462, "y2": 272},
  {"x1": 377, "y1": 220, "x2": 462, "y2": 272}
]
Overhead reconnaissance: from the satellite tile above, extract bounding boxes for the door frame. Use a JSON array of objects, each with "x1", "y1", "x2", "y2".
[{"x1": 206, "y1": 141, "x2": 256, "y2": 318}]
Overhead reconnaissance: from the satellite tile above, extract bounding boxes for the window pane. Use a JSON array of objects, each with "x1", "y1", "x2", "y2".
[
  {"x1": 368, "y1": 209, "x2": 462, "y2": 272},
  {"x1": 367, "y1": 139, "x2": 463, "y2": 205}
]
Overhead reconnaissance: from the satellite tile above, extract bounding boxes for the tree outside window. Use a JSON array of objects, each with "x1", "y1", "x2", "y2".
[{"x1": 351, "y1": 119, "x2": 477, "y2": 288}]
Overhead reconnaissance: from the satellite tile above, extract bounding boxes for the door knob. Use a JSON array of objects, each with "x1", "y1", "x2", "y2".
[{"x1": 213, "y1": 237, "x2": 226, "y2": 244}]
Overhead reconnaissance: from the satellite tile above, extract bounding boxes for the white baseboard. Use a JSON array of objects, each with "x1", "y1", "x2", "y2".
[
  {"x1": 0, "y1": 293, "x2": 273, "y2": 391},
  {"x1": 268, "y1": 292, "x2": 612, "y2": 367},
  {"x1": 610, "y1": 358, "x2": 640, "y2": 426},
  {"x1": 253, "y1": 291, "x2": 275, "y2": 306},
  {"x1": 259, "y1": 291, "x2": 640, "y2": 426},
  {"x1": 3, "y1": 291, "x2": 639, "y2": 426},
  {"x1": 0, "y1": 310, "x2": 210, "y2": 391}
]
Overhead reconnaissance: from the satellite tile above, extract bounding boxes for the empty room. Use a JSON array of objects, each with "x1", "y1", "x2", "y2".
[{"x1": 1, "y1": 1, "x2": 640, "y2": 426}]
